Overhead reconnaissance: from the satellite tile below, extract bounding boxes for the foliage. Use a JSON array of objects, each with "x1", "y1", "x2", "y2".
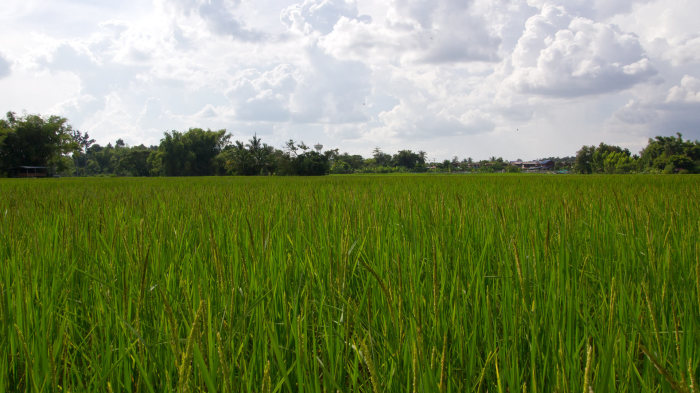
[
  {"x1": 3, "y1": 111, "x2": 698, "y2": 178},
  {"x1": 393, "y1": 149, "x2": 426, "y2": 170},
  {"x1": 371, "y1": 147, "x2": 393, "y2": 167},
  {"x1": 574, "y1": 143, "x2": 635, "y2": 174},
  {"x1": 638, "y1": 133, "x2": 699, "y2": 173},
  {"x1": 574, "y1": 134, "x2": 699, "y2": 174},
  {"x1": 219, "y1": 135, "x2": 277, "y2": 176},
  {"x1": 156, "y1": 128, "x2": 231, "y2": 176},
  {"x1": 0, "y1": 112, "x2": 78, "y2": 175},
  {"x1": 290, "y1": 151, "x2": 330, "y2": 176}
]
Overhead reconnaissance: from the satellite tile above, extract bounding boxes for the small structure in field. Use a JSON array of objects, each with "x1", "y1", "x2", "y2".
[{"x1": 10, "y1": 166, "x2": 49, "y2": 178}]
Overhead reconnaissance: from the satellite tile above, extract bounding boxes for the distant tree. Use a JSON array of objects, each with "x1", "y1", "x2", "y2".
[
  {"x1": 291, "y1": 151, "x2": 329, "y2": 175},
  {"x1": 372, "y1": 147, "x2": 392, "y2": 167},
  {"x1": 115, "y1": 146, "x2": 152, "y2": 176},
  {"x1": 574, "y1": 143, "x2": 634, "y2": 174},
  {"x1": 330, "y1": 160, "x2": 352, "y2": 174},
  {"x1": 219, "y1": 141, "x2": 256, "y2": 175},
  {"x1": 157, "y1": 128, "x2": 230, "y2": 176},
  {"x1": 70, "y1": 130, "x2": 95, "y2": 176},
  {"x1": 330, "y1": 152, "x2": 364, "y2": 173},
  {"x1": 324, "y1": 148, "x2": 340, "y2": 162},
  {"x1": 285, "y1": 139, "x2": 299, "y2": 157},
  {"x1": 639, "y1": 133, "x2": 699, "y2": 173},
  {"x1": 394, "y1": 150, "x2": 424, "y2": 170},
  {"x1": 574, "y1": 145, "x2": 595, "y2": 174},
  {"x1": 665, "y1": 154, "x2": 694, "y2": 174},
  {"x1": 247, "y1": 135, "x2": 275, "y2": 175},
  {"x1": 0, "y1": 112, "x2": 78, "y2": 176}
]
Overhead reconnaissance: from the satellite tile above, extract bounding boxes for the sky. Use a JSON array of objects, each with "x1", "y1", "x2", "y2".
[{"x1": 1, "y1": 0, "x2": 699, "y2": 161}]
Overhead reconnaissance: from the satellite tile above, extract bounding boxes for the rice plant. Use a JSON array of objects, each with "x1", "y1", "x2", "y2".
[{"x1": 0, "y1": 174, "x2": 698, "y2": 392}]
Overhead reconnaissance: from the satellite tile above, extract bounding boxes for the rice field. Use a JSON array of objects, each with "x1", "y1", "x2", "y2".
[{"x1": 0, "y1": 174, "x2": 698, "y2": 392}]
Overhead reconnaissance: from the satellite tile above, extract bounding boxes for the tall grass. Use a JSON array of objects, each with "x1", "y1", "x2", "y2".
[{"x1": 0, "y1": 175, "x2": 698, "y2": 392}]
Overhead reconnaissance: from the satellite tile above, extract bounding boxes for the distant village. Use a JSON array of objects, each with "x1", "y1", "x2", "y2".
[{"x1": 425, "y1": 157, "x2": 571, "y2": 174}]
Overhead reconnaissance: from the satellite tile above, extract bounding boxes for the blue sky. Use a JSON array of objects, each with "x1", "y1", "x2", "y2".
[{"x1": 1, "y1": 0, "x2": 699, "y2": 160}]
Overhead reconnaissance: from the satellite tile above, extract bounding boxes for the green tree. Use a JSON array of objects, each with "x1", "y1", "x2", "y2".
[
  {"x1": 574, "y1": 145, "x2": 595, "y2": 174},
  {"x1": 0, "y1": 112, "x2": 78, "y2": 176},
  {"x1": 70, "y1": 130, "x2": 95, "y2": 176},
  {"x1": 639, "y1": 133, "x2": 699, "y2": 173},
  {"x1": 372, "y1": 147, "x2": 392, "y2": 167},
  {"x1": 157, "y1": 128, "x2": 230, "y2": 176},
  {"x1": 591, "y1": 143, "x2": 630, "y2": 173},
  {"x1": 393, "y1": 150, "x2": 424, "y2": 170},
  {"x1": 220, "y1": 141, "x2": 256, "y2": 175},
  {"x1": 292, "y1": 151, "x2": 329, "y2": 175},
  {"x1": 247, "y1": 135, "x2": 275, "y2": 175},
  {"x1": 115, "y1": 145, "x2": 153, "y2": 176}
]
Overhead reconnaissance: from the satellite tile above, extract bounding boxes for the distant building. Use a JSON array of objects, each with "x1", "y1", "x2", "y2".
[
  {"x1": 539, "y1": 160, "x2": 555, "y2": 170},
  {"x1": 509, "y1": 160, "x2": 555, "y2": 171}
]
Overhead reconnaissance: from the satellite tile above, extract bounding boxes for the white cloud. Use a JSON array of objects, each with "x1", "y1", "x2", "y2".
[
  {"x1": 165, "y1": 0, "x2": 266, "y2": 41},
  {"x1": 281, "y1": 0, "x2": 370, "y2": 35},
  {"x1": 0, "y1": 0, "x2": 697, "y2": 160},
  {"x1": 317, "y1": 0, "x2": 502, "y2": 65},
  {"x1": 506, "y1": 5, "x2": 656, "y2": 97},
  {"x1": 227, "y1": 65, "x2": 298, "y2": 121},
  {"x1": 289, "y1": 46, "x2": 372, "y2": 124},
  {"x1": 378, "y1": 100, "x2": 494, "y2": 139},
  {"x1": 390, "y1": 0, "x2": 501, "y2": 63},
  {"x1": 0, "y1": 54, "x2": 10, "y2": 78},
  {"x1": 615, "y1": 75, "x2": 700, "y2": 140},
  {"x1": 666, "y1": 75, "x2": 700, "y2": 103},
  {"x1": 526, "y1": 0, "x2": 654, "y2": 19},
  {"x1": 0, "y1": 67, "x2": 82, "y2": 116},
  {"x1": 610, "y1": 0, "x2": 700, "y2": 67}
]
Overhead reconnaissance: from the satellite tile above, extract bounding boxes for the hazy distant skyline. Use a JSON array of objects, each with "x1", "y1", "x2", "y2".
[{"x1": 1, "y1": 0, "x2": 699, "y2": 160}]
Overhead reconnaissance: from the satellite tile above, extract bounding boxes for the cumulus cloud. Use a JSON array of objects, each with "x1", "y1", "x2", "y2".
[
  {"x1": 526, "y1": 0, "x2": 653, "y2": 19},
  {"x1": 2, "y1": 0, "x2": 698, "y2": 159},
  {"x1": 615, "y1": 75, "x2": 700, "y2": 140},
  {"x1": 368, "y1": 67, "x2": 498, "y2": 140},
  {"x1": 40, "y1": 44, "x2": 147, "y2": 97},
  {"x1": 652, "y1": 35, "x2": 700, "y2": 67},
  {"x1": 226, "y1": 65, "x2": 297, "y2": 121},
  {"x1": 295, "y1": 0, "x2": 501, "y2": 65},
  {"x1": 391, "y1": 0, "x2": 501, "y2": 63},
  {"x1": 0, "y1": 54, "x2": 10, "y2": 78},
  {"x1": 506, "y1": 5, "x2": 656, "y2": 97},
  {"x1": 167, "y1": 0, "x2": 266, "y2": 41},
  {"x1": 222, "y1": 45, "x2": 372, "y2": 127},
  {"x1": 281, "y1": 0, "x2": 371, "y2": 35},
  {"x1": 378, "y1": 100, "x2": 494, "y2": 138},
  {"x1": 666, "y1": 75, "x2": 700, "y2": 103},
  {"x1": 289, "y1": 46, "x2": 372, "y2": 124}
]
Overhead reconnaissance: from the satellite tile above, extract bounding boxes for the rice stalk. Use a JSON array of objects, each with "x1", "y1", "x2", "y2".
[{"x1": 177, "y1": 300, "x2": 205, "y2": 393}]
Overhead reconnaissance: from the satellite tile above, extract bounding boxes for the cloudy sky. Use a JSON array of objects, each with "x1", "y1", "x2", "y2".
[{"x1": 1, "y1": 0, "x2": 698, "y2": 160}]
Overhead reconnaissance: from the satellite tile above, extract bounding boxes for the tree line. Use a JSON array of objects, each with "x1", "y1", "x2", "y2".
[
  {"x1": 573, "y1": 134, "x2": 699, "y2": 174},
  {"x1": 1, "y1": 112, "x2": 698, "y2": 177}
]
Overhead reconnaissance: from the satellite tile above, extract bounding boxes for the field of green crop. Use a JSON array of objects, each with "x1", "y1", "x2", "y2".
[{"x1": 1, "y1": 175, "x2": 698, "y2": 392}]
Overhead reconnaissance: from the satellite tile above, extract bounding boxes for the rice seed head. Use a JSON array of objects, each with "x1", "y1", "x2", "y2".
[
  {"x1": 262, "y1": 360, "x2": 271, "y2": 393},
  {"x1": 439, "y1": 332, "x2": 448, "y2": 393},
  {"x1": 360, "y1": 338, "x2": 380, "y2": 393},
  {"x1": 582, "y1": 342, "x2": 593, "y2": 393},
  {"x1": 178, "y1": 300, "x2": 205, "y2": 393},
  {"x1": 688, "y1": 358, "x2": 697, "y2": 393}
]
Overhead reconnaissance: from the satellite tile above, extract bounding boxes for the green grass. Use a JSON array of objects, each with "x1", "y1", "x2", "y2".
[{"x1": 0, "y1": 175, "x2": 698, "y2": 392}]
